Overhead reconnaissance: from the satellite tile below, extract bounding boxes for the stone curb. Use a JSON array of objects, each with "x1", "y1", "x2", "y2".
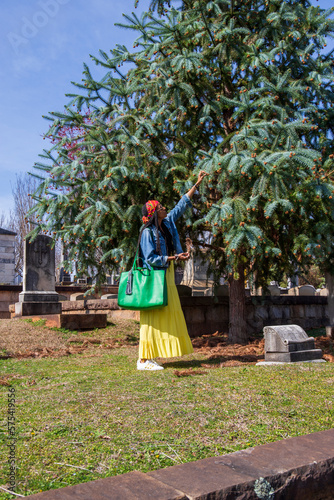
[{"x1": 16, "y1": 428, "x2": 334, "y2": 499}]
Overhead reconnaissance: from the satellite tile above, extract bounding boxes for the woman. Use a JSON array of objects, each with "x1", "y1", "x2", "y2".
[{"x1": 137, "y1": 171, "x2": 208, "y2": 370}]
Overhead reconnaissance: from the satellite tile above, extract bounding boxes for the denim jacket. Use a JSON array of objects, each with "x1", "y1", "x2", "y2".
[{"x1": 139, "y1": 194, "x2": 192, "y2": 269}]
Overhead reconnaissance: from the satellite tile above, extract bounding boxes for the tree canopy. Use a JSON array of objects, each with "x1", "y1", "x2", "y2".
[{"x1": 30, "y1": 0, "x2": 334, "y2": 341}]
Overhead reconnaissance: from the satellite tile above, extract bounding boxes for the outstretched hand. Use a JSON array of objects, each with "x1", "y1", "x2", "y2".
[
  {"x1": 186, "y1": 170, "x2": 209, "y2": 200},
  {"x1": 196, "y1": 170, "x2": 209, "y2": 187}
]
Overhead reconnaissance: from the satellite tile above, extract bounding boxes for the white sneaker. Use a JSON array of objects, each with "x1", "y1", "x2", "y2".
[
  {"x1": 137, "y1": 359, "x2": 164, "y2": 371},
  {"x1": 152, "y1": 359, "x2": 163, "y2": 368}
]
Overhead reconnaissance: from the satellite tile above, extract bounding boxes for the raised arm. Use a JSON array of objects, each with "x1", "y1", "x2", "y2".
[
  {"x1": 167, "y1": 170, "x2": 209, "y2": 224},
  {"x1": 186, "y1": 170, "x2": 208, "y2": 200}
]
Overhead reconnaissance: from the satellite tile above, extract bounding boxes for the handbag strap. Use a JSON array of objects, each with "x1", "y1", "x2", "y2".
[
  {"x1": 131, "y1": 225, "x2": 155, "y2": 271},
  {"x1": 131, "y1": 247, "x2": 140, "y2": 271},
  {"x1": 126, "y1": 229, "x2": 149, "y2": 295}
]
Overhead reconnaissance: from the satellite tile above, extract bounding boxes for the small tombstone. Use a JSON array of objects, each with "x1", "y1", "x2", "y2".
[
  {"x1": 15, "y1": 235, "x2": 61, "y2": 316},
  {"x1": 298, "y1": 285, "x2": 316, "y2": 296},
  {"x1": 70, "y1": 293, "x2": 85, "y2": 301},
  {"x1": 101, "y1": 293, "x2": 118, "y2": 300},
  {"x1": 174, "y1": 268, "x2": 184, "y2": 285},
  {"x1": 319, "y1": 288, "x2": 329, "y2": 296},
  {"x1": 268, "y1": 285, "x2": 280, "y2": 296},
  {"x1": 288, "y1": 287, "x2": 298, "y2": 296},
  {"x1": 192, "y1": 287, "x2": 207, "y2": 296},
  {"x1": 260, "y1": 285, "x2": 280, "y2": 296},
  {"x1": 259, "y1": 324, "x2": 323, "y2": 363}
]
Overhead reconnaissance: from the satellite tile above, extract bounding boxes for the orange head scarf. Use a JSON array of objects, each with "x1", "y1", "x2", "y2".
[{"x1": 142, "y1": 200, "x2": 159, "y2": 224}]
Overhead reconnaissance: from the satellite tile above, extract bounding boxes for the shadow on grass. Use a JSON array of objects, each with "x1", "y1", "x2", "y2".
[
  {"x1": 162, "y1": 359, "x2": 207, "y2": 369},
  {"x1": 162, "y1": 353, "x2": 264, "y2": 369}
]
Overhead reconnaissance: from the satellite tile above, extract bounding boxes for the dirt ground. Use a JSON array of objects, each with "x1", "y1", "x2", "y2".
[
  {"x1": 0, "y1": 318, "x2": 137, "y2": 361},
  {"x1": 0, "y1": 318, "x2": 333, "y2": 368}
]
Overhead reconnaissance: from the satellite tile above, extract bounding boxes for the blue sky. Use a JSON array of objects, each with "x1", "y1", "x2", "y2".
[
  {"x1": 0, "y1": 0, "x2": 333, "y2": 222},
  {"x1": 0, "y1": 0, "x2": 152, "y2": 220}
]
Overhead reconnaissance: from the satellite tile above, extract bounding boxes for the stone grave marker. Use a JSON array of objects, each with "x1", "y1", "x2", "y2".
[
  {"x1": 101, "y1": 293, "x2": 118, "y2": 300},
  {"x1": 14, "y1": 234, "x2": 108, "y2": 329},
  {"x1": 267, "y1": 284, "x2": 280, "y2": 296},
  {"x1": 298, "y1": 285, "x2": 316, "y2": 296},
  {"x1": 258, "y1": 324, "x2": 324, "y2": 364},
  {"x1": 15, "y1": 235, "x2": 61, "y2": 316}
]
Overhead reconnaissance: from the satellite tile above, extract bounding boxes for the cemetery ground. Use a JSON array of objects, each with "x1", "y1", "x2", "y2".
[{"x1": 0, "y1": 319, "x2": 333, "y2": 498}]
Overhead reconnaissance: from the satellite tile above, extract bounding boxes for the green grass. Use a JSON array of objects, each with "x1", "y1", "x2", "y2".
[
  {"x1": 23, "y1": 318, "x2": 47, "y2": 327},
  {"x1": 50, "y1": 326, "x2": 79, "y2": 337},
  {"x1": 0, "y1": 323, "x2": 333, "y2": 498}
]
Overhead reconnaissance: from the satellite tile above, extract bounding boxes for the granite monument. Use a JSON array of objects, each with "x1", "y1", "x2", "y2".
[{"x1": 15, "y1": 235, "x2": 61, "y2": 316}]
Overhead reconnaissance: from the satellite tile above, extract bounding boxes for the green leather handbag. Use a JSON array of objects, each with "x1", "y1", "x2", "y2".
[{"x1": 117, "y1": 249, "x2": 168, "y2": 311}]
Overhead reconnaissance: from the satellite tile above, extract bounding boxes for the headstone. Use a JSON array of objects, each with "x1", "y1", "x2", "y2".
[
  {"x1": 101, "y1": 293, "x2": 118, "y2": 300},
  {"x1": 288, "y1": 287, "x2": 298, "y2": 296},
  {"x1": 260, "y1": 324, "x2": 323, "y2": 363},
  {"x1": 0, "y1": 228, "x2": 16, "y2": 285},
  {"x1": 298, "y1": 285, "x2": 316, "y2": 296},
  {"x1": 59, "y1": 243, "x2": 72, "y2": 283},
  {"x1": 15, "y1": 235, "x2": 61, "y2": 316},
  {"x1": 192, "y1": 288, "x2": 207, "y2": 296},
  {"x1": 70, "y1": 293, "x2": 85, "y2": 301},
  {"x1": 59, "y1": 267, "x2": 72, "y2": 283},
  {"x1": 268, "y1": 285, "x2": 280, "y2": 296},
  {"x1": 319, "y1": 288, "x2": 329, "y2": 296},
  {"x1": 174, "y1": 268, "x2": 184, "y2": 285}
]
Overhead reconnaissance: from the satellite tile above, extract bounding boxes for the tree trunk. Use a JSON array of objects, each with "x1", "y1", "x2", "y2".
[
  {"x1": 228, "y1": 264, "x2": 248, "y2": 344},
  {"x1": 325, "y1": 271, "x2": 334, "y2": 339}
]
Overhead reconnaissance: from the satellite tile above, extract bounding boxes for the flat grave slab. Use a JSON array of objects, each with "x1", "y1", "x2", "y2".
[{"x1": 14, "y1": 313, "x2": 107, "y2": 330}]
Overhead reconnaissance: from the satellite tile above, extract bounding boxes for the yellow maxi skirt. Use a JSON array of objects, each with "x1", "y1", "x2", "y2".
[{"x1": 139, "y1": 261, "x2": 194, "y2": 360}]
